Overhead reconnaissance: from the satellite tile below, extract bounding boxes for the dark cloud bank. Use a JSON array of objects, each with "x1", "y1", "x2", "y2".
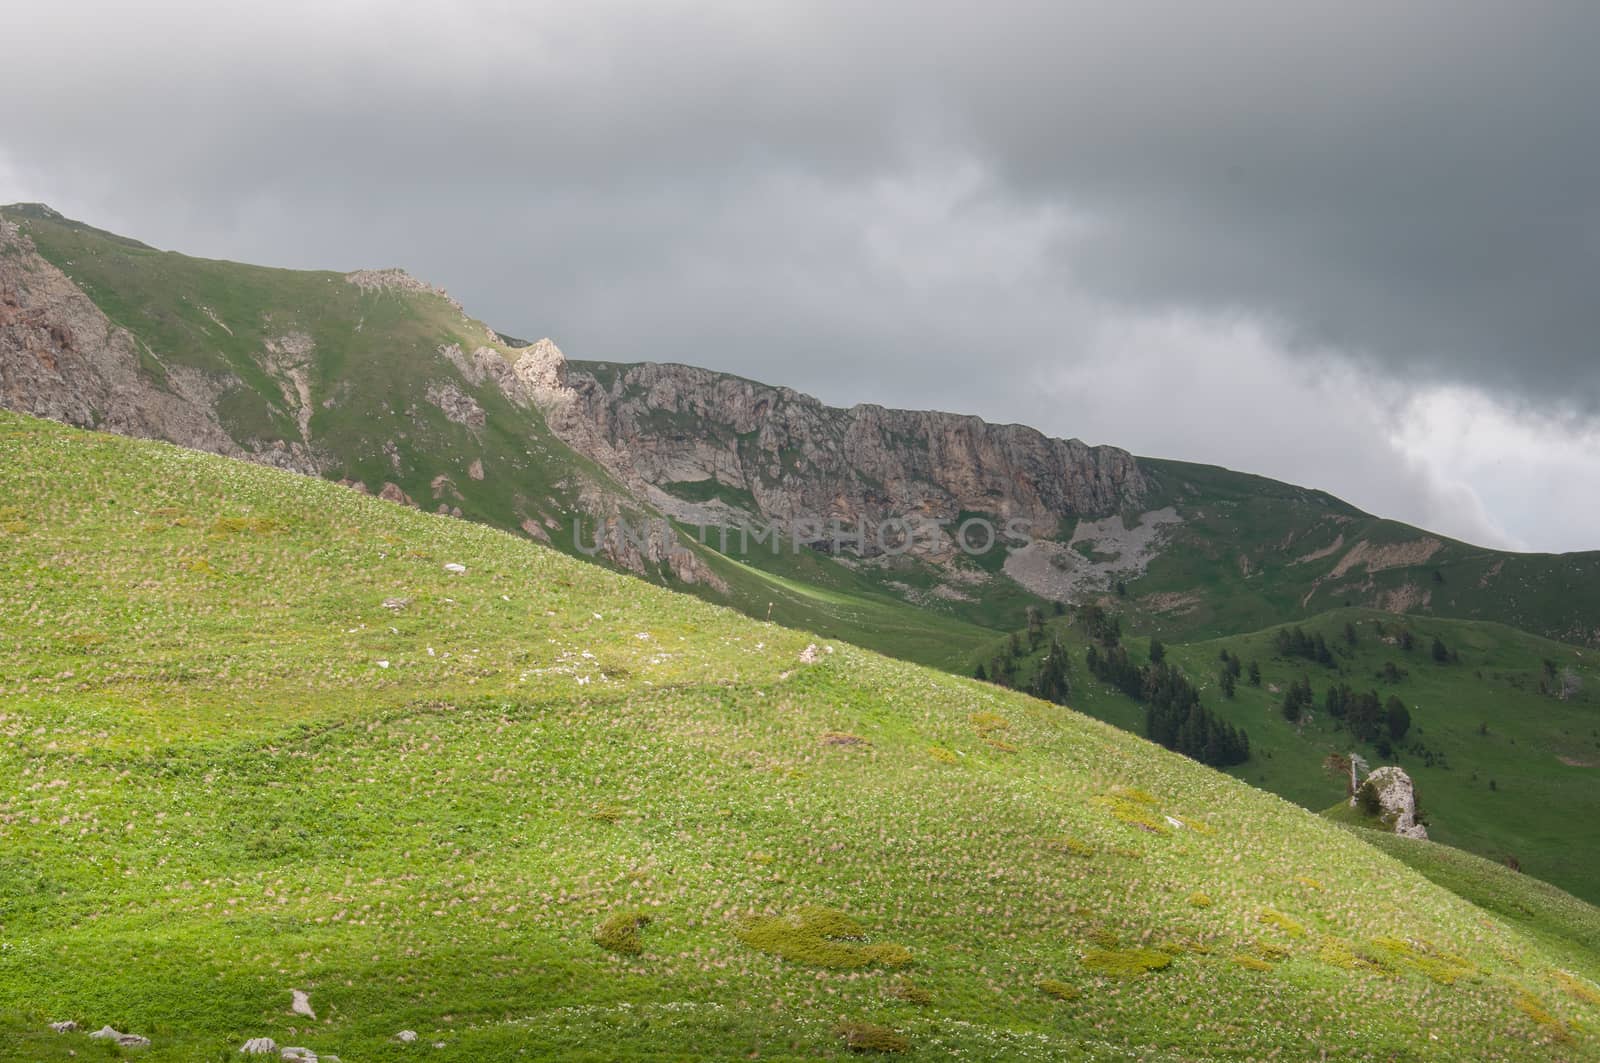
[{"x1": 4, "y1": 1, "x2": 1598, "y2": 549}]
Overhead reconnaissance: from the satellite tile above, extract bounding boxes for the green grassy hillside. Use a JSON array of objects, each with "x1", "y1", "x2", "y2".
[
  {"x1": 1133, "y1": 458, "x2": 1600, "y2": 646},
  {"x1": 1, "y1": 203, "x2": 624, "y2": 560},
  {"x1": 979, "y1": 607, "x2": 1600, "y2": 905},
  {"x1": 3, "y1": 412, "x2": 1600, "y2": 1060}
]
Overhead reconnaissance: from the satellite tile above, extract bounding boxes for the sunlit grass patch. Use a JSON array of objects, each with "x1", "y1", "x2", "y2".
[
  {"x1": 593, "y1": 910, "x2": 652, "y2": 955},
  {"x1": 1232, "y1": 954, "x2": 1274, "y2": 972},
  {"x1": 1187, "y1": 892, "x2": 1213, "y2": 909},
  {"x1": 736, "y1": 906, "x2": 911, "y2": 969},
  {"x1": 927, "y1": 745, "x2": 958, "y2": 764}
]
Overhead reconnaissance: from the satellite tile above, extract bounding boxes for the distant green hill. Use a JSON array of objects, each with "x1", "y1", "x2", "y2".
[
  {"x1": 3, "y1": 411, "x2": 1599, "y2": 1058},
  {"x1": 976, "y1": 606, "x2": 1600, "y2": 904}
]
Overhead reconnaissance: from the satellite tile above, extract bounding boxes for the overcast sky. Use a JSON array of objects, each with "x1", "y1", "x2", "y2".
[{"x1": 4, "y1": 1, "x2": 1598, "y2": 551}]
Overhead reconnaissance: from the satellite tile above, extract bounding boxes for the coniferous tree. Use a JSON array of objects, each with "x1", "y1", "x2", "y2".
[{"x1": 1385, "y1": 696, "x2": 1411, "y2": 741}]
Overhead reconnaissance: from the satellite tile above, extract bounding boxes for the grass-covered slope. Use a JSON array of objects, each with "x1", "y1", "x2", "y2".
[
  {"x1": 0, "y1": 203, "x2": 612, "y2": 557},
  {"x1": 3, "y1": 413, "x2": 1600, "y2": 1060},
  {"x1": 1134, "y1": 458, "x2": 1600, "y2": 646}
]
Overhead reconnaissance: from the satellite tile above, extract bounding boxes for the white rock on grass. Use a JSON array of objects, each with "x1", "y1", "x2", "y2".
[
  {"x1": 240, "y1": 1037, "x2": 277, "y2": 1054},
  {"x1": 49, "y1": 1020, "x2": 78, "y2": 1033},
  {"x1": 396, "y1": 1029, "x2": 419, "y2": 1042},
  {"x1": 799, "y1": 643, "x2": 819, "y2": 663},
  {"x1": 88, "y1": 1025, "x2": 150, "y2": 1048},
  {"x1": 443, "y1": 562, "x2": 466, "y2": 573},
  {"x1": 280, "y1": 1047, "x2": 318, "y2": 1061},
  {"x1": 290, "y1": 988, "x2": 316, "y2": 1019}
]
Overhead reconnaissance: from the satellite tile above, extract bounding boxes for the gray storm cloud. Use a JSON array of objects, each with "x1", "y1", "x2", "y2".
[{"x1": 3, "y1": 1, "x2": 1598, "y2": 549}]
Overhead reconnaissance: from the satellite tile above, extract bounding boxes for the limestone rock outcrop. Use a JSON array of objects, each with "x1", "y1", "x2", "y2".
[{"x1": 1353, "y1": 765, "x2": 1429, "y2": 840}]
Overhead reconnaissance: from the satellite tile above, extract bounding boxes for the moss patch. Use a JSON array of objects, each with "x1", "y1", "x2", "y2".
[
  {"x1": 1045, "y1": 837, "x2": 1095, "y2": 858},
  {"x1": 736, "y1": 906, "x2": 911, "y2": 969},
  {"x1": 1360, "y1": 937, "x2": 1476, "y2": 985},
  {"x1": 1038, "y1": 978, "x2": 1078, "y2": 1001},
  {"x1": 1094, "y1": 789, "x2": 1170, "y2": 834},
  {"x1": 1258, "y1": 908, "x2": 1306, "y2": 938},
  {"x1": 1081, "y1": 947, "x2": 1173, "y2": 978}
]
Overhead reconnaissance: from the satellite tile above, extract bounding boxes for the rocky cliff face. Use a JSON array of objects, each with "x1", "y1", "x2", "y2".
[{"x1": 526, "y1": 354, "x2": 1146, "y2": 551}]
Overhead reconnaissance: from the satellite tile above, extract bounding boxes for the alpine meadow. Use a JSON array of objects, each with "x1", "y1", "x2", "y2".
[{"x1": 6, "y1": 5, "x2": 1600, "y2": 1059}]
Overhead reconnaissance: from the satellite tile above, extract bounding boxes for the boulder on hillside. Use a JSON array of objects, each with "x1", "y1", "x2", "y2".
[{"x1": 1352, "y1": 764, "x2": 1428, "y2": 839}]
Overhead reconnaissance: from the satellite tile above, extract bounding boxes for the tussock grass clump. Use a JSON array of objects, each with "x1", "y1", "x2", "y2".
[
  {"x1": 593, "y1": 910, "x2": 652, "y2": 954},
  {"x1": 886, "y1": 980, "x2": 932, "y2": 1005},
  {"x1": 1514, "y1": 991, "x2": 1570, "y2": 1040},
  {"x1": 1232, "y1": 954, "x2": 1274, "y2": 972},
  {"x1": 1037, "y1": 978, "x2": 1078, "y2": 1000},
  {"x1": 836, "y1": 1022, "x2": 909, "y2": 1054},
  {"x1": 1295, "y1": 875, "x2": 1325, "y2": 891},
  {"x1": 1556, "y1": 970, "x2": 1600, "y2": 1007},
  {"x1": 736, "y1": 906, "x2": 911, "y2": 969},
  {"x1": 1045, "y1": 837, "x2": 1095, "y2": 858},
  {"x1": 927, "y1": 746, "x2": 958, "y2": 764},
  {"x1": 1259, "y1": 909, "x2": 1306, "y2": 938},
  {"x1": 969, "y1": 712, "x2": 1010, "y2": 735},
  {"x1": 821, "y1": 731, "x2": 870, "y2": 747},
  {"x1": 588, "y1": 802, "x2": 629, "y2": 824},
  {"x1": 1187, "y1": 892, "x2": 1212, "y2": 908},
  {"x1": 1081, "y1": 947, "x2": 1172, "y2": 978}
]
